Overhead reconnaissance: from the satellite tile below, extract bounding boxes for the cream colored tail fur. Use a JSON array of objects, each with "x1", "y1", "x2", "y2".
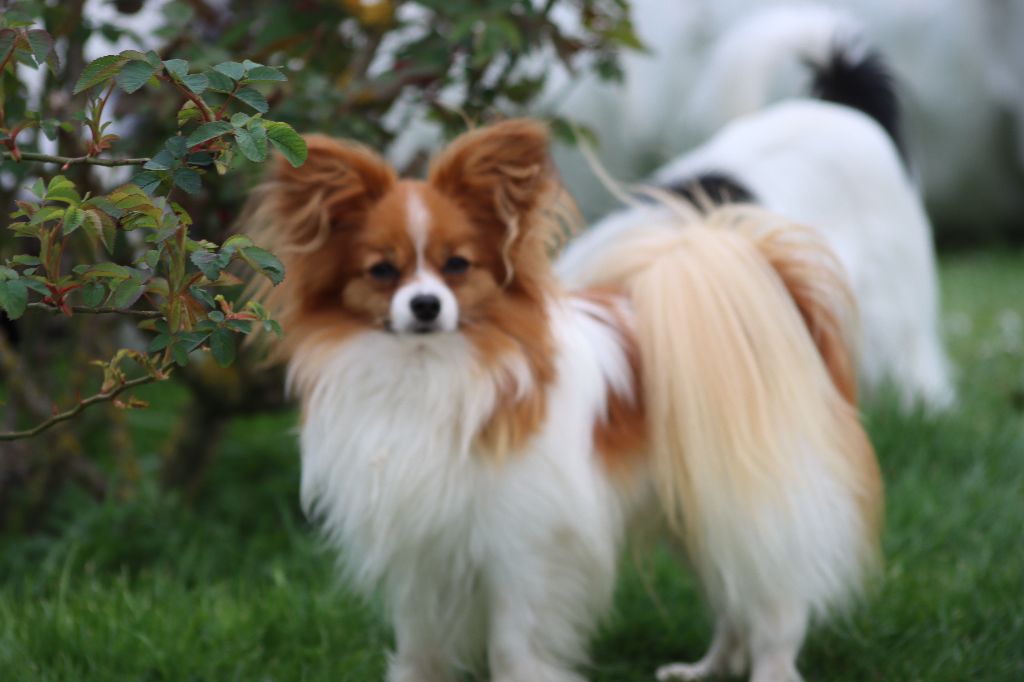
[{"x1": 579, "y1": 204, "x2": 881, "y2": 625}]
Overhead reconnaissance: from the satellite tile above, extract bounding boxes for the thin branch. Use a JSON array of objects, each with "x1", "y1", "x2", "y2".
[
  {"x1": 26, "y1": 302, "x2": 163, "y2": 319},
  {"x1": 0, "y1": 367, "x2": 171, "y2": 441},
  {"x1": 1, "y1": 150, "x2": 150, "y2": 167}
]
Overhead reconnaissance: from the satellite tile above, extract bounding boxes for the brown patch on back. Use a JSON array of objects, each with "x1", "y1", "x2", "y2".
[{"x1": 574, "y1": 290, "x2": 648, "y2": 475}]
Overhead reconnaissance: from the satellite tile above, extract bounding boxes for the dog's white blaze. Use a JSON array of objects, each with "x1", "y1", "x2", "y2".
[
  {"x1": 405, "y1": 186, "x2": 431, "y2": 267},
  {"x1": 389, "y1": 270, "x2": 460, "y2": 333}
]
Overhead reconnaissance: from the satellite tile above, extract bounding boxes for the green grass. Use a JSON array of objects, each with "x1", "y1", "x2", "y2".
[{"x1": 2, "y1": 251, "x2": 1023, "y2": 681}]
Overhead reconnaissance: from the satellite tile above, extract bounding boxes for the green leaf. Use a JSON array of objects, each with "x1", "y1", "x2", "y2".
[
  {"x1": 213, "y1": 61, "x2": 245, "y2": 81},
  {"x1": 80, "y1": 281, "x2": 106, "y2": 307},
  {"x1": 110, "y1": 277, "x2": 144, "y2": 308},
  {"x1": 0, "y1": 29, "x2": 16, "y2": 65},
  {"x1": 74, "y1": 55, "x2": 128, "y2": 94},
  {"x1": 26, "y1": 29, "x2": 53, "y2": 69},
  {"x1": 239, "y1": 246, "x2": 284, "y2": 285},
  {"x1": 148, "y1": 334, "x2": 172, "y2": 352},
  {"x1": 190, "y1": 250, "x2": 228, "y2": 281},
  {"x1": 181, "y1": 73, "x2": 208, "y2": 94},
  {"x1": 84, "y1": 208, "x2": 118, "y2": 253},
  {"x1": 245, "y1": 65, "x2": 286, "y2": 82},
  {"x1": 234, "y1": 126, "x2": 267, "y2": 162},
  {"x1": 116, "y1": 59, "x2": 157, "y2": 94},
  {"x1": 162, "y1": 59, "x2": 189, "y2": 78},
  {"x1": 204, "y1": 69, "x2": 235, "y2": 93},
  {"x1": 144, "y1": 149, "x2": 176, "y2": 171},
  {"x1": 178, "y1": 101, "x2": 201, "y2": 127},
  {"x1": 171, "y1": 340, "x2": 189, "y2": 366},
  {"x1": 234, "y1": 86, "x2": 268, "y2": 113},
  {"x1": 132, "y1": 171, "x2": 163, "y2": 194},
  {"x1": 186, "y1": 121, "x2": 233, "y2": 147},
  {"x1": 172, "y1": 167, "x2": 202, "y2": 194},
  {"x1": 29, "y1": 206, "x2": 64, "y2": 225},
  {"x1": 229, "y1": 113, "x2": 250, "y2": 128},
  {"x1": 209, "y1": 329, "x2": 236, "y2": 367},
  {"x1": 11, "y1": 255, "x2": 41, "y2": 267},
  {"x1": 266, "y1": 122, "x2": 308, "y2": 167},
  {"x1": 165, "y1": 136, "x2": 188, "y2": 158},
  {"x1": 0, "y1": 280, "x2": 28, "y2": 319},
  {"x1": 81, "y1": 262, "x2": 131, "y2": 280},
  {"x1": 63, "y1": 207, "x2": 86, "y2": 235}
]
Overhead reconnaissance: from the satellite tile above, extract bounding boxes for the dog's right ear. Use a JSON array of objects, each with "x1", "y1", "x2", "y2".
[{"x1": 263, "y1": 134, "x2": 397, "y2": 247}]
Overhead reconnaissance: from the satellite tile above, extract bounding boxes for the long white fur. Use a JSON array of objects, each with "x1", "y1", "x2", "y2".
[
  {"x1": 558, "y1": 32, "x2": 954, "y2": 411},
  {"x1": 293, "y1": 299, "x2": 636, "y2": 681}
]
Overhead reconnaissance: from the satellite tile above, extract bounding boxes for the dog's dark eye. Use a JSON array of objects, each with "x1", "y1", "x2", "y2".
[
  {"x1": 368, "y1": 261, "x2": 400, "y2": 281},
  {"x1": 442, "y1": 255, "x2": 470, "y2": 276}
]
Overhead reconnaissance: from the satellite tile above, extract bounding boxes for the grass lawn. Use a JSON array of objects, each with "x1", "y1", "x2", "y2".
[{"x1": 1, "y1": 251, "x2": 1022, "y2": 681}]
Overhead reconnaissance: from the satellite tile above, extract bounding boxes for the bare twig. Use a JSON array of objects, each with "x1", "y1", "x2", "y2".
[
  {"x1": 0, "y1": 367, "x2": 171, "y2": 441},
  {"x1": 26, "y1": 302, "x2": 163, "y2": 319},
  {"x1": 1, "y1": 150, "x2": 150, "y2": 167}
]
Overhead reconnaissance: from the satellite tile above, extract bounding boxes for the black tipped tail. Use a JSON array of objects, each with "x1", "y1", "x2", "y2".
[{"x1": 810, "y1": 45, "x2": 907, "y2": 165}]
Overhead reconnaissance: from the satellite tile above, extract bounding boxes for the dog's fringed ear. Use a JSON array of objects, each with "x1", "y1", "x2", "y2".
[
  {"x1": 261, "y1": 134, "x2": 397, "y2": 252},
  {"x1": 428, "y1": 120, "x2": 555, "y2": 278}
]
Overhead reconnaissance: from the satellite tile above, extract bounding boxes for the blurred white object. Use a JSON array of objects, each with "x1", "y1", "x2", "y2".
[
  {"x1": 558, "y1": 6, "x2": 956, "y2": 410},
  {"x1": 545, "y1": 0, "x2": 1024, "y2": 232}
]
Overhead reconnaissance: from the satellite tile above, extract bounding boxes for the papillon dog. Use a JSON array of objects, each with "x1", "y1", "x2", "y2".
[
  {"x1": 245, "y1": 119, "x2": 882, "y2": 682},
  {"x1": 557, "y1": 7, "x2": 954, "y2": 412}
]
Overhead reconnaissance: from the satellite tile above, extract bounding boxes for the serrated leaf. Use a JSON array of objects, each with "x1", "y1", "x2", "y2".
[
  {"x1": 186, "y1": 121, "x2": 233, "y2": 146},
  {"x1": 116, "y1": 59, "x2": 157, "y2": 94},
  {"x1": 172, "y1": 167, "x2": 202, "y2": 194},
  {"x1": 245, "y1": 65, "x2": 286, "y2": 82},
  {"x1": 82, "y1": 262, "x2": 131, "y2": 280},
  {"x1": 29, "y1": 206, "x2": 64, "y2": 225},
  {"x1": 266, "y1": 122, "x2": 308, "y2": 167},
  {"x1": 229, "y1": 112, "x2": 250, "y2": 128},
  {"x1": 0, "y1": 280, "x2": 27, "y2": 319},
  {"x1": 84, "y1": 208, "x2": 118, "y2": 253},
  {"x1": 148, "y1": 334, "x2": 172, "y2": 352},
  {"x1": 221, "y1": 234, "x2": 253, "y2": 254},
  {"x1": 47, "y1": 185, "x2": 82, "y2": 205},
  {"x1": 63, "y1": 207, "x2": 85, "y2": 235},
  {"x1": 132, "y1": 171, "x2": 163, "y2": 195},
  {"x1": 0, "y1": 30, "x2": 16, "y2": 65},
  {"x1": 234, "y1": 126, "x2": 267, "y2": 162},
  {"x1": 209, "y1": 328, "x2": 235, "y2": 367},
  {"x1": 0, "y1": 279, "x2": 28, "y2": 319},
  {"x1": 234, "y1": 86, "x2": 268, "y2": 113},
  {"x1": 11, "y1": 255, "x2": 41, "y2": 267},
  {"x1": 162, "y1": 58, "x2": 189, "y2": 78},
  {"x1": 165, "y1": 136, "x2": 188, "y2": 158},
  {"x1": 181, "y1": 73, "x2": 208, "y2": 94},
  {"x1": 144, "y1": 149, "x2": 176, "y2": 171},
  {"x1": 204, "y1": 69, "x2": 235, "y2": 93},
  {"x1": 171, "y1": 340, "x2": 189, "y2": 366},
  {"x1": 213, "y1": 61, "x2": 245, "y2": 81},
  {"x1": 80, "y1": 281, "x2": 106, "y2": 307},
  {"x1": 110, "y1": 277, "x2": 145, "y2": 308},
  {"x1": 190, "y1": 250, "x2": 228, "y2": 281},
  {"x1": 74, "y1": 54, "x2": 127, "y2": 94},
  {"x1": 239, "y1": 246, "x2": 284, "y2": 285},
  {"x1": 26, "y1": 29, "x2": 53, "y2": 69}
]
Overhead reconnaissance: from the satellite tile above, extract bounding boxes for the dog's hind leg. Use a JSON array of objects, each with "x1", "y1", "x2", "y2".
[
  {"x1": 746, "y1": 601, "x2": 808, "y2": 682},
  {"x1": 656, "y1": 618, "x2": 747, "y2": 681}
]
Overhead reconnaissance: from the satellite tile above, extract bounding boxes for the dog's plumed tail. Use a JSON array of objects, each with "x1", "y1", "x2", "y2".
[
  {"x1": 686, "y1": 5, "x2": 904, "y2": 159},
  {"x1": 584, "y1": 205, "x2": 882, "y2": 623}
]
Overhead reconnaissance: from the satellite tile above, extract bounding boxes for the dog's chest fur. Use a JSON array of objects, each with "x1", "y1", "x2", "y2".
[{"x1": 294, "y1": 301, "x2": 636, "y2": 597}]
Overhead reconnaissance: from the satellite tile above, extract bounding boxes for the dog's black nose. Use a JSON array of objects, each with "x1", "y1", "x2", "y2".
[{"x1": 410, "y1": 294, "x2": 441, "y2": 322}]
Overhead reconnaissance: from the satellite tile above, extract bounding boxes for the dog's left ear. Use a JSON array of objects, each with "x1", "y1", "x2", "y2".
[{"x1": 428, "y1": 119, "x2": 554, "y2": 241}]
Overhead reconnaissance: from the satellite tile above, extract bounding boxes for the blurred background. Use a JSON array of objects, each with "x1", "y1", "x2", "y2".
[{"x1": 0, "y1": 1, "x2": 1022, "y2": 679}]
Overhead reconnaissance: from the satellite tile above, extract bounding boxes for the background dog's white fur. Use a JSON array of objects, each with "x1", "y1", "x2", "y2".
[{"x1": 556, "y1": 8, "x2": 955, "y2": 411}]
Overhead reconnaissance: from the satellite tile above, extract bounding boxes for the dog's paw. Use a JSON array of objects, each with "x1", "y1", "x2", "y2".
[{"x1": 655, "y1": 661, "x2": 714, "y2": 681}]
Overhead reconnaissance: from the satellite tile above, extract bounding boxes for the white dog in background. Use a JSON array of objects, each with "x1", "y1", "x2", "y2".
[{"x1": 557, "y1": 6, "x2": 955, "y2": 411}]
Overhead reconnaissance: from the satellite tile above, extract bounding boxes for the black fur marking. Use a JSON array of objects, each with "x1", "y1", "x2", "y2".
[
  {"x1": 810, "y1": 45, "x2": 907, "y2": 166},
  {"x1": 664, "y1": 172, "x2": 757, "y2": 209}
]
